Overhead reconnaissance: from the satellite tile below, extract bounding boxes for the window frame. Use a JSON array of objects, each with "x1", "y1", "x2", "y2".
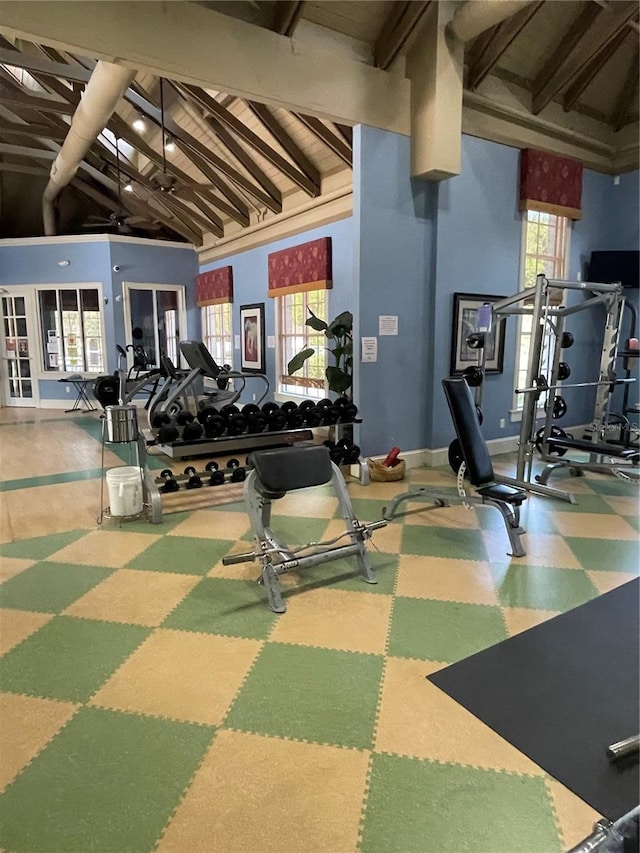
[
  {"x1": 201, "y1": 302, "x2": 234, "y2": 370},
  {"x1": 34, "y1": 282, "x2": 106, "y2": 378},
  {"x1": 275, "y1": 289, "x2": 329, "y2": 403},
  {"x1": 510, "y1": 211, "x2": 571, "y2": 421}
]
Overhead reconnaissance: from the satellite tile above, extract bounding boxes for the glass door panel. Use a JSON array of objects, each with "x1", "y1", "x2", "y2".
[{"x1": 1, "y1": 293, "x2": 39, "y2": 406}]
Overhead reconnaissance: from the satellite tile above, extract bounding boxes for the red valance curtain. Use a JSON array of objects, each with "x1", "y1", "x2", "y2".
[
  {"x1": 267, "y1": 237, "x2": 332, "y2": 297},
  {"x1": 519, "y1": 148, "x2": 583, "y2": 220},
  {"x1": 196, "y1": 267, "x2": 233, "y2": 307}
]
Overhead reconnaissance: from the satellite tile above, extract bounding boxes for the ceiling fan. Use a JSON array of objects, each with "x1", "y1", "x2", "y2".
[{"x1": 82, "y1": 138, "x2": 161, "y2": 234}]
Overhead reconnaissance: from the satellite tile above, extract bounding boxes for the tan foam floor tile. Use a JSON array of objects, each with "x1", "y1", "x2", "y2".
[
  {"x1": 90, "y1": 629, "x2": 261, "y2": 725},
  {"x1": 375, "y1": 657, "x2": 544, "y2": 775},
  {"x1": 269, "y1": 588, "x2": 392, "y2": 654},
  {"x1": 320, "y1": 517, "x2": 402, "y2": 554},
  {"x1": 602, "y1": 495, "x2": 640, "y2": 516},
  {"x1": 0, "y1": 692, "x2": 79, "y2": 790},
  {"x1": 545, "y1": 778, "x2": 602, "y2": 851},
  {"x1": 48, "y1": 529, "x2": 161, "y2": 567},
  {"x1": 501, "y1": 607, "x2": 561, "y2": 637},
  {"x1": 350, "y1": 479, "x2": 410, "y2": 500},
  {"x1": 64, "y1": 569, "x2": 200, "y2": 626},
  {"x1": 396, "y1": 555, "x2": 498, "y2": 604},
  {"x1": 0, "y1": 609, "x2": 53, "y2": 655},
  {"x1": 0, "y1": 421, "x2": 121, "y2": 480},
  {"x1": 553, "y1": 512, "x2": 638, "y2": 540},
  {"x1": 156, "y1": 730, "x2": 369, "y2": 853},
  {"x1": 407, "y1": 468, "x2": 455, "y2": 487},
  {"x1": 586, "y1": 570, "x2": 638, "y2": 594},
  {"x1": 167, "y1": 509, "x2": 250, "y2": 540},
  {"x1": 0, "y1": 556, "x2": 35, "y2": 584},
  {"x1": 270, "y1": 490, "x2": 338, "y2": 519},
  {"x1": 3, "y1": 480, "x2": 103, "y2": 538},
  {"x1": 483, "y1": 531, "x2": 582, "y2": 568},
  {"x1": 404, "y1": 502, "x2": 480, "y2": 530}
]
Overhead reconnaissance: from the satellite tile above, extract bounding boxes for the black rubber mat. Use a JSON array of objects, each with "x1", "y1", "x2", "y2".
[{"x1": 428, "y1": 579, "x2": 639, "y2": 820}]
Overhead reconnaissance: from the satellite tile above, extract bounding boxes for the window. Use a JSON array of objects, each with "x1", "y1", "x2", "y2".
[
  {"x1": 514, "y1": 211, "x2": 569, "y2": 411},
  {"x1": 278, "y1": 290, "x2": 328, "y2": 399},
  {"x1": 39, "y1": 287, "x2": 104, "y2": 373},
  {"x1": 202, "y1": 303, "x2": 233, "y2": 367}
]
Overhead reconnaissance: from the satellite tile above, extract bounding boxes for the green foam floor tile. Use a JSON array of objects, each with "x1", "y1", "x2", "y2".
[
  {"x1": 533, "y1": 493, "x2": 616, "y2": 515},
  {"x1": 338, "y1": 497, "x2": 391, "y2": 523},
  {"x1": 0, "y1": 616, "x2": 149, "y2": 702},
  {"x1": 225, "y1": 643, "x2": 383, "y2": 748},
  {"x1": 126, "y1": 535, "x2": 230, "y2": 574},
  {"x1": 491, "y1": 564, "x2": 597, "y2": 611},
  {"x1": 0, "y1": 706, "x2": 213, "y2": 853},
  {"x1": 586, "y1": 478, "x2": 640, "y2": 497},
  {"x1": 0, "y1": 561, "x2": 112, "y2": 613},
  {"x1": 0, "y1": 529, "x2": 87, "y2": 561},
  {"x1": 388, "y1": 597, "x2": 506, "y2": 662},
  {"x1": 401, "y1": 525, "x2": 488, "y2": 561},
  {"x1": 163, "y1": 577, "x2": 278, "y2": 639},
  {"x1": 623, "y1": 515, "x2": 640, "y2": 533},
  {"x1": 360, "y1": 753, "x2": 561, "y2": 853},
  {"x1": 113, "y1": 510, "x2": 193, "y2": 535},
  {"x1": 566, "y1": 537, "x2": 640, "y2": 573}
]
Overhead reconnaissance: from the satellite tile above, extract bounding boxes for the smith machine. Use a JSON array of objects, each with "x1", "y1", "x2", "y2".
[{"x1": 484, "y1": 274, "x2": 638, "y2": 503}]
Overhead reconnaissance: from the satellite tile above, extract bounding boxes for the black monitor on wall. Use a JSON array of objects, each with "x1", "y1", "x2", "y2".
[{"x1": 588, "y1": 250, "x2": 639, "y2": 289}]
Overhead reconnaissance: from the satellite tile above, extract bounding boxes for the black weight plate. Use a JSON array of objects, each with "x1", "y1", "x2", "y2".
[
  {"x1": 317, "y1": 398, "x2": 333, "y2": 410},
  {"x1": 280, "y1": 401, "x2": 298, "y2": 413},
  {"x1": 241, "y1": 404, "x2": 260, "y2": 416},
  {"x1": 557, "y1": 362, "x2": 571, "y2": 381},
  {"x1": 561, "y1": 331, "x2": 574, "y2": 349},
  {"x1": 221, "y1": 404, "x2": 240, "y2": 419},
  {"x1": 184, "y1": 466, "x2": 196, "y2": 476},
  {"x1": 160, "y1": 469, "x2": 174, "y2": 479},
  {"x1": 298, "y1": 400, "x2": 316, "y2": 413},
  {"x1": 475, "y1": 405, "x2": 484, "y2": 425},
  {"x1": 227, "y1": 458, "x2": 240, "y2": 469},
  {"x1": 448, "y1": 438, "x2": 468, "y2": 477},
  {"x1": 261, "y1": 402, "x2": 280, "y2": 415}
]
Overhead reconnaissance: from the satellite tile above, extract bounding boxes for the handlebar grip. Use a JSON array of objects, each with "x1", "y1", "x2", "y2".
[{"x1": 222, "y1": 551, "x2": 256, "y2": 566}]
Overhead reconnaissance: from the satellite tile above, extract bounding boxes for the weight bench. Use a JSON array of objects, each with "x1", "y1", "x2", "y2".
[
  {"x1": 385, "y1": 378, "x2": 528, "y2": 557},
  {"x1": 536, "y1": 434, "x2": 640, "y2": 485},
  {"x1": 222, "y1": 445, "x2": 385, "y2": 612}
]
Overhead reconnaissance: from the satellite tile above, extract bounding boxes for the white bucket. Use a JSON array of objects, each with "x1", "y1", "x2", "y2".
[{"x1": 106, "y1": 466, "x2": 144, "y2": 517}]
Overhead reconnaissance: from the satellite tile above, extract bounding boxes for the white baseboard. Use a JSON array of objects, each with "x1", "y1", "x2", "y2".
[{"x1": 39, "y1": 400, "x2": 75, "y2": 410}]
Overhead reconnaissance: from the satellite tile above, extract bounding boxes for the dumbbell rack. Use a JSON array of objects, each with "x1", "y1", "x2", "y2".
[{"x1": 148, "y1": 425, "x2": 315, "y2": 459}]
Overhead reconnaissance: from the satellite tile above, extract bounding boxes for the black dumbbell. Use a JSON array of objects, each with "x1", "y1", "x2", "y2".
[
  {"x1": 302, "y1": 406, "x2": 324, "y2": 427},
  {"x1": 220, "y1": 404, "x2": 247, "y2": 436},
  {"x1": 182, "y1": 421, "x2": 204, "y2": 441},
  {"x1": 157, "y1": 420, "x2": 179, "y2": 444},
  {"x1": 265, "y1": 408, "x2": 288, "y2": 431},
  {"x1": 242, "y1": 404, "x2": 268, "y2": 434},
  {"x1": 199, "y1": 408, "x2": 226, "y2": 438},
  {"x1": 204, "y1": 461, "x2": 225, "y2": 485},
  {"x1": 151, "y1": 412, "x2": 171, "y2": 429},
  {"x1": 298, "y1": 400, "x2": 317, "y2": 414},
  {"x1": 280, "y1": 401, "x2": 305, "y2": 428},
  {"x1": 184, "y1": 466, "x2": 203, "y2": 489},
  {"x1": 226, "y1": 458, "x2": 246, "y2": 482},
  {"x1": 336, "y1": 438, "x2": 361, "y2": 464},
  {"x1": 334, "y1": 397, "x2": 358, "y2": 422},
  {"x1": 176, "y1": 411, "x2": 195, "y2": 426},
  {"x1": 159, "y1": 468, "x2": 179, "y2": 493}
]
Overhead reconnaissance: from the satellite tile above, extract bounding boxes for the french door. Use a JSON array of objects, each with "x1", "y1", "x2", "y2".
[
  {"x1": 0, "y1": 291, "x2": 40, "y2": 407},
  {"x1": 123, "y1": 284, "x2": 186, "y2": 368}
]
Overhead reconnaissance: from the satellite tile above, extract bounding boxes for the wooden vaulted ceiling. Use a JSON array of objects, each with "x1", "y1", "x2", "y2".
[{"x1": 0, "y1": 0, "x2": 637, "y2": 245}]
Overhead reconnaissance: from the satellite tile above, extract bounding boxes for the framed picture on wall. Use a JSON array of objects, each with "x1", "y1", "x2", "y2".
[
  {"x1": 450, "y1": 293, "x2": 505, "y2": 376},
  {"x1": 240, "y1": 303, "x2": 265, "y2": 373}
]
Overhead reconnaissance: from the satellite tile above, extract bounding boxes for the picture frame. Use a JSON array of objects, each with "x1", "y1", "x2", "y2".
[
  {"x1": 450, "y1": 293, "x2": 505, "y2": 376},
  {"x1": 240, "y1": 303, "x2": 265, "y2": 373}
]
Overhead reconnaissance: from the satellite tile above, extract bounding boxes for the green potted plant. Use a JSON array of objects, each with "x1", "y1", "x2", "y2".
[{"x1": 287, "y1": 309, "x2": 353, "y2": 399}]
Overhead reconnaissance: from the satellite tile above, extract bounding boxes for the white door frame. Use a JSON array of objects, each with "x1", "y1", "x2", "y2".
[{"x1": 0, "y1": 289, "x2": 41, "y2": 407}]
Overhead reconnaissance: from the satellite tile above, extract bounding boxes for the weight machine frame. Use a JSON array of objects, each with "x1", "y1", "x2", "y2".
[{"x1": 491, "y1": 274, "x2": 637, "y2": 503}]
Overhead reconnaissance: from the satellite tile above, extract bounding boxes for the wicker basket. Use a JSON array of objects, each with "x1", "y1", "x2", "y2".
[{"x1": 367, "y1": 458, "x2": 406, "y2": 482}]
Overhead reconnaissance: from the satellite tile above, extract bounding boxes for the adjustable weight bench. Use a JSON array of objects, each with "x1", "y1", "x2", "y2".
[
  {"x1": 222, "y1": 445, "x2": 385, "y2": 612},
  {"x1": 385, "y1": 378, "x2": 528, "y2": 558}
]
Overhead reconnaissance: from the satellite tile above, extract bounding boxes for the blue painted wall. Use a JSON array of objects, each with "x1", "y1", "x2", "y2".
[
  {"x1": 432, "y1": 136, "x2": 522, "y2": 448},
  {"x1": 0, "y1": 237, "x2": 197, "y2": 402},
  {"x1": 199, "y1": 217, "x2": 354, "y2": 404},
  {"x1": 353, "y1": 125, "x2": 437, "y2": 456}
]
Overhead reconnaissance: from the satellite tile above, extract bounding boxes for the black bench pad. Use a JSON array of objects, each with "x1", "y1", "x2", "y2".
[
  {"x1": 477, "y1": 483, "x2": 527, "y2": 506},
  {"x1": 250, "y1": 446, "x2": 333, "y2": 496},
  {"x1": 547, "y1": 437, "x2": 639, "y2": 461}
]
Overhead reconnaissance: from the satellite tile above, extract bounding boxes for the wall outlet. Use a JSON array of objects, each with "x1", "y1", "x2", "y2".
[
  {"x1": 499, "y1": 418, "x2": 506, "y2": 429},
  {"x1": 252, "y1": 393, "x2": 256, "y2": 401},
  {"x1": 65, "y1": 386, "x2": 70, "y2": 393}
]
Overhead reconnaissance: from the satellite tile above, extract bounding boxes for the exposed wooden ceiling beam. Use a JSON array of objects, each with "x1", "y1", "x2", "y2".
[
  {"x1": 176, "y1": 83, "x2": 320, "y2": 197},
  {"x1": 562, "y1": 26, "x2": 628, "y2": 112},
  {"x1": 374, "y1": 1, "x2": 431, "y2": 71},
  {"x1": 0, "y1": 44, "x2": 92, "y2": 83},
  {"x1": 611, "y1": 44, "x2": 639, "y2": 131},
  {"x1": 0, "y1": 120, "x2": 67, "y2": 140},
  {"x1": 0, "y1": 141, "x2": 56, "y2": 159},
  {"x1": 0, "y1": 86, "x2": 75, "y2": 115},
  {"x1": 294, "y1": 114, "x2": 352, "y2": 167},
  {"x1": 0, "y1": 161, "x2": 49, "y2": 177},
  {"x1": 272, "y1": 1, "x2": 305, "y2": 37},
  {"x1": 245, "y1": 99, "x2": 321, "y2": 192},
  {"x1": 466, "y1": 1, "x2": 543, "y2": 91},
  {"x1": 532, "y1": 0, "x2": 637, "y2": 114}
]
